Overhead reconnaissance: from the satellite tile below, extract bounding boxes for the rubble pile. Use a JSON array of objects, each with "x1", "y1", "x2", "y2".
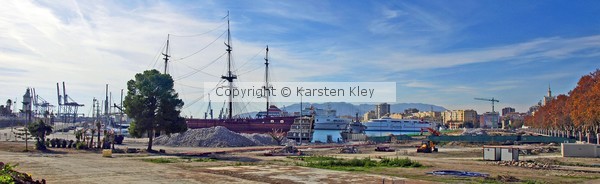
[
  {"x1": 339, "y1": 146, "x2": 359, "y2": 154},
  {"x1": 241, "y1": 133, "x2": 278, "y2": 146},
  {"x1": 462, "y1": 128, "x2": 488, "y2": 136},
  {"x1": 490, "y1": 161, "x2": 557, "y2": 169},
  {"x1": 494, "y1": 175, "x2": 521, "y2": 182},
  {"x1": 153, "y1": 126, "x2": 277, "y2": 147},
  {"x1": 523, "y1": 145, "x2": 560, "y2": 155},
  {"x1": 264, "y1": 145, "x2": 301, "y2": 156},
  {"x1": 531, "y1": 146, "x2": 559, "y2": 154}
]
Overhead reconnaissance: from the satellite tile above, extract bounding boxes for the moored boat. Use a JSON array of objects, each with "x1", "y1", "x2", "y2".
[{"x1": 363, "y1": 117, "x2": 435, "y2": 132}]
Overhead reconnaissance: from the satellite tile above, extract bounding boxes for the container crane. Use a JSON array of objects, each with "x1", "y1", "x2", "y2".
[{"x1": 474, "y1": 97, "x2": 500, "y2": 113}]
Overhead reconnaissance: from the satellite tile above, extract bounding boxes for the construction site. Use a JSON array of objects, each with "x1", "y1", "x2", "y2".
[
  {"x1": 3, "y1": 1, "x2": 600, "y2": 183},
  {"x1": 1, "y1": 124, "x2": 600, "y2": 184},
  {"x1": 1, "y1": 79, "x2": 599, "y2": 183}
]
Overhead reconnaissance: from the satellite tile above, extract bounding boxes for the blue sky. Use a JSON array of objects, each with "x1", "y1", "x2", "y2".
[{"x1": 1, "y1": 0, "x2": 600, "y2": 117}]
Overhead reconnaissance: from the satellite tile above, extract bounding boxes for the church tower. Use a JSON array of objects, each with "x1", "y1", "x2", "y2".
[{"x1": 542, "y1": 84, "x2": 553, "y2": 106}]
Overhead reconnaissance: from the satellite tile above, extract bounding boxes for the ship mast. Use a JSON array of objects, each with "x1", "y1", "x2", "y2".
[
  {"x1": 264, "y1": 46, "x2": 270, "y2": 118},
  {"x1": 221, "y1": 11, "x2": 236, "y2": 119}
]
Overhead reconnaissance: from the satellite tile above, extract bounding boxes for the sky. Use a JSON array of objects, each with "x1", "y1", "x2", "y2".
[{"x1": 1, "y1": 0, "x2": 600, "y2": 117}]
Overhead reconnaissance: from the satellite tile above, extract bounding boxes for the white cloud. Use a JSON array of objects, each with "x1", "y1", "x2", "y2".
[
  {"x1": 377, "y1": 35, "x2": 600, "y2": 72},
  {"x1": 1, "y1": 1, "x2": 598, "y2": 117},
  {"x1": 0, "y1": 1, "x2": 351, "y2": 117},
  {"x1": 403, "y1": 81, "x2": 436, "y2": 88}
]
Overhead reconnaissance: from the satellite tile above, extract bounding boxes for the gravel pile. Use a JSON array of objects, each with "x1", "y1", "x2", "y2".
[
  {"x1": 153, "y1": 126, "x2": 277, "y2": 147},
  {"x1": 490, "y1": 161, "x2": 556, "y2": 169},
  {"x1": 241, "y1": 133, "x2": 278, "y2": 146}
]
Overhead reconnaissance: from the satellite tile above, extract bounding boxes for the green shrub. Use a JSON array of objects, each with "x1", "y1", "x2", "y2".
[
  {"x1": 301, "y1": 156, "x2": 422, "y2": 169},
  {"x1": 75, "y1": 141, "x2": 88, "y2": 150},
  {"x1": 191, "y1": 158, "x2": 216, "y2": 162},
  {"x1": 141, "y1": 158, "x2": 179, "y2": 163},
  {"x1": 50, "y1": 139, "x2": 57, "y2": 148},
  {"x1": 288, "y1": 156, "x2": 340, "y2": 162},
  {"x1": 379, "y1": 157, "x2": 422, "y2": 167},
  {"x1": 0, "y1": 174, "x2": 13, "y2": 184},
  {"x1": 0, "y1": 163, "x2": 41, "y2": 183},
  {"x1": 0, "y1": 163, "x2": 15, "y2": 184}
]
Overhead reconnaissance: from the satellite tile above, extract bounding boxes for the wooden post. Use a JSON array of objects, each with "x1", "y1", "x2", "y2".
[{"x1": 597, "y1": 133, "x2": 600, "y2": 144}]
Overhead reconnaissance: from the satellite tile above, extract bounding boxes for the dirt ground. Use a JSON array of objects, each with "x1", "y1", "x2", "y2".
[
  {"x1": 1, "y1": 135, "x2": 600, "y2": 184},
  {"x1": 0, "y1": 141, "x2": 422, "y2": 184}
]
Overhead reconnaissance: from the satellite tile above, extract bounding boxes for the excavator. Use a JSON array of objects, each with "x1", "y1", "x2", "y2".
[
  {"x1": 417, "y1": 127, "x2": 440, "y2": 153},
  {"x1": 420, "y1": 127, "x2": 441, "y2": 136}
]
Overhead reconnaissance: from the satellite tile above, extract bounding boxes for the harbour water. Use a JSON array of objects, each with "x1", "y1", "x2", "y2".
[{"x1": 312, "y1": 129, "x2": 420, "y2": 143}]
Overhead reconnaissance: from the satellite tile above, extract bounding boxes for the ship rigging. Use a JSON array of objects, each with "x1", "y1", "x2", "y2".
[{"x1": 159, "y1": 12, "x2": 298, "y2": 133}]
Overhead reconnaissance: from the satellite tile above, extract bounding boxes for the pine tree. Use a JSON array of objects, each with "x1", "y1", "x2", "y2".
[{"x1": 124, "y1": 69, "x2": 187, "y2": 151}]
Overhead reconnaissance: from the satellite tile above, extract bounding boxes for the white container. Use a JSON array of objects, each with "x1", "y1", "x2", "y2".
[
  {"x1": 483, "y1": 147, "x2": 500, "y2": 161},
  {"x1": 562, "y1": 143, "x2": 600, "y2": 157},
  {"x1": 500, "y1": 148, "x2": 519, "y2": 161}
]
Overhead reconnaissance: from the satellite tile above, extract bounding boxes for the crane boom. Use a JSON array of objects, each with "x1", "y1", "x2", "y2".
[{"x1": 474, "y1": 97, "x2": 500, "y2": 113}]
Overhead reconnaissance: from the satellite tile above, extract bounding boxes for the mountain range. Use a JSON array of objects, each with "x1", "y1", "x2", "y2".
[{"x1": 237, "y1": 102, "x2": 446, "y2": 117}]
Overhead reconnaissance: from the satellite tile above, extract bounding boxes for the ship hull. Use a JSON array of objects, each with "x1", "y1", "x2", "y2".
[
  {"x1": 314, "y1": 122, "x2": 366, "y2": 132},
  {"x1": 313, "y1": 123, "x2": 347, "y2": 130},
  {"x1": 363, "y1": 119, "x2": 434, "y2": 132},
  {"x1": 186, "y1": 116, "x2": 298, "y2": 134}
]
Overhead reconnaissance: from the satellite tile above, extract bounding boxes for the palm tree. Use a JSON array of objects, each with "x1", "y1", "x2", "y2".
[
  {"x1": 96, "y1": 121, "x2": 101, "y2": 148},
  {"x1": 28, "y1": 120, "x2": 53, "y2": 150}
]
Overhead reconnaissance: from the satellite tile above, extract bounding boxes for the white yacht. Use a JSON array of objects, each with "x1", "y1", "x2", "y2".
[
  {"x1": 302, "y1": 107, "x2": 365, "y2": 132},
  {"x1": 363, "y1": 117, "x2": 434, "y2": 132}
]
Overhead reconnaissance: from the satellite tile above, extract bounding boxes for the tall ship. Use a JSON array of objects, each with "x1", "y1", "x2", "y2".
[
  {"x1": 185, "y1": 13, "x2": 297, "y2": 133},
  {"x1": 363, "y1": 117, "x2": 435, "y2": 132},
  {"x1": 286, "y1": 116, "x2": 314, "y2": 144}
]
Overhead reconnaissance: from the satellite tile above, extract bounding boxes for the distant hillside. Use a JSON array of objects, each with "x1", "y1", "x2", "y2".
[
  {"x1": 234, "y1": 102, "x2": 446, "y2": 117},
  {"x1": 283, "y1": 102, "x2": 446, "y2": 117}
]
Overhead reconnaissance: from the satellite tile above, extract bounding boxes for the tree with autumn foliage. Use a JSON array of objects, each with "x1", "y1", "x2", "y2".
[
  {"x1": 526, "y1": 69, "x2": 600, "y2": 136},
  {"x1": 568, "y1": 69, "x2": 600, "y2": 135}
]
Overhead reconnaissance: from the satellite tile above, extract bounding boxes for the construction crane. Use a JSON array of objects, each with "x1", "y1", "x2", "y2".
[{"x1": 474, "y1": 97, "x2": 500, "y2": 113}]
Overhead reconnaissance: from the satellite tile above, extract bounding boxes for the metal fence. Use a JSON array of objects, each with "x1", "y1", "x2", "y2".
[{"x1": 427, "y1": 135, "x2": 575, "y2": 143}]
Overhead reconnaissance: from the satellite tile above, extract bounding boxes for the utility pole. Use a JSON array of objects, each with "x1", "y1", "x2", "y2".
[
  {"x1": 120, "y1": 89, "x2": 123, "y2": 135},
  {"x1": 92, "y1": 98, "x2": 96, "y2": 120},
  {"x1": 163, "y1": 34, "x2": 170, "y2": 74},
  {"x1": 299, "y1": 94, "x2": 303, "y2": 145}
]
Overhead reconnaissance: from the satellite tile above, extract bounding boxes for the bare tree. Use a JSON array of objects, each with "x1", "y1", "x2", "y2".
[{"x1": 267, "y1": 129, "x2": 286, "y2": 145}]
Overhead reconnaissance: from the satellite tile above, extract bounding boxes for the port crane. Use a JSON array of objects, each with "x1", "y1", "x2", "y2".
[
  {"x1": 56, "y1": 82, "x2": 84, "y2": 124},
  {"x1": 474, "y1": 97, "x2": 500, "y2": 113}
]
